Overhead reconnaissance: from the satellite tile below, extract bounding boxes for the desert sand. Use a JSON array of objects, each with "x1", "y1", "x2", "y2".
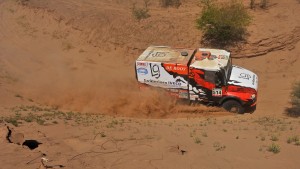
[{"x1": 0, "y1": 0, "x2": 300, "y2": 168}]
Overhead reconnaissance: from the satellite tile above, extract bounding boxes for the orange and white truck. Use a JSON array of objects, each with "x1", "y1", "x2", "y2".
[{"x1": 135, "y1": 46, "x2": 258, "y2": 113}]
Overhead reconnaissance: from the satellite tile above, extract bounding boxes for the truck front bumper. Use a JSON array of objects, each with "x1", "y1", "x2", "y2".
[{"x1": 243, "y1": 98, "x2": 257, "y2": 113}]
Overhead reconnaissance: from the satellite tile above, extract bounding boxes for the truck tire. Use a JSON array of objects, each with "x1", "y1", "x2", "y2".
[{"x1": 222, "y1": 100, "x2": 245, "y2": 114}]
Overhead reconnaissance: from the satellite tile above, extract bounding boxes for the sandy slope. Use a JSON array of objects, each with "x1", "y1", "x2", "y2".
[
  {"x1": 0, "y1": 0, "x2": 300, "y2": 168},
  {"x1": 0, "y1": 0, "x2": 299, "y2": 116},
  {"x1": 1, "y1": 110, "x2": 300, "y2": 169}
]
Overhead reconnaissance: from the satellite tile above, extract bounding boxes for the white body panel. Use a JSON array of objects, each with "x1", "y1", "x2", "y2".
[{"x1": 228, "y1": 65, "x2": 258, "y2": 90}]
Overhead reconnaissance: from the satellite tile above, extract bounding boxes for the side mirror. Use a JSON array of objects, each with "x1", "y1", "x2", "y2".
[{"x1": 215, "y1": 80, "x2": 222, "y2": 87}]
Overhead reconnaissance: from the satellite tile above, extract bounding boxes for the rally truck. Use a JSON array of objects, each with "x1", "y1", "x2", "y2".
[{"x1": 135, "y1": 46, "x2": 258, "y2": 113}]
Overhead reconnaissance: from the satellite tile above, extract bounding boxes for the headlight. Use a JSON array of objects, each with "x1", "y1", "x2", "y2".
[{"x1": 250, "y1": 94, "x2": 256, "y2": 100}]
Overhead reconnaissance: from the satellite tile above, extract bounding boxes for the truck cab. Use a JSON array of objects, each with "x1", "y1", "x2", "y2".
[
  {"x1": 135, "y1": 46, "x2": 258, "y2": 113},
  {"x1": 188, "y1": 49, "x2": 258, "y2": 113}
]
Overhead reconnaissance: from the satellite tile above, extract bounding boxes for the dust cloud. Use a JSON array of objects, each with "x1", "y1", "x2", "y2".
[{"x1": 0, "y1": 0, "x2": 223, "y2": 118}]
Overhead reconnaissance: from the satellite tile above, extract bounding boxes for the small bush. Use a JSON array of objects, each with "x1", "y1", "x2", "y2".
[
  {"x1": 268, "y1": 143, "x2": 280, "y2": 154},
  {"x1": 131, "y1": 1, "x2": 150, "y2": 21},
  {"x1": 160, "y1": 0, "x2": 181, "y2": 8},
  {"x1": 23, "y1": 113, "x2": 35, "y2": 122},
  {"x1": 213, "y1": 142, "x2": 226, "y2": 151},
  {"x1": 287, "y1": 136, "x2": 299, "y2": 144},
  {"x1": 270, "y1": 135, "x2": 279, "y2": 141},
  {"x1": 250, "y1": 0, "x2": 255, "y2": 9},
  {"x1": 286, "y1": 81, "x2": 300, "y2": 117},
  {"x1": 5, "y1": 117, "x2": 19, "y2": 127},
  {"x1": 194, "y1": 137, "x2": 202, "y2": 144},
  {"x1": 62, "y1": 42, "x2": 74, "y2": 51},
  {"x1": 260, "y1": 0, "x2": 268, "y2": 9},
  {"x1": 17, "y1": 0, "x2": 29, "y2": 6},
  {"x1": 15, "y1": 94, "x2": 23, "y2": 99},
  {"x1": 196, "y1": 0, "x2": 251, "y2": 46},
  {"x1": 100, "y1": 132, "x2": 106, "y2": 137},
  {"x1": 250, "y1": 0, "x2": 269, "y2": 10}
]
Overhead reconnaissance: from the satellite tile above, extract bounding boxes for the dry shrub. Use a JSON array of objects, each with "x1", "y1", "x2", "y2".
[
  {"x1": 131, "y1": 0, "x2": 150, "y2": 21},
  {"x1": 286, "y1": 82, "x2": 300, "y2": 117},
  {"x1": 17, "y1": 0, "x2": 29, "y2": 5},
  {"x1": 260, "y1": 0, "x2": 268, "y2": 9},
  {"x1": 250, "y1": 0, "x2": 270, "y2": 10},
  {"x1": 196, "y1": 0, "x2": 251, "y2": 46},
  {"x1": 250, "y1": 0, "x2": 255, "y2": 9},
  {"x1": 160, "y1": 0, "x2": 181, "y2": 8}
]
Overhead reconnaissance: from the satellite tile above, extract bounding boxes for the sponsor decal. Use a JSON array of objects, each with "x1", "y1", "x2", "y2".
[
  {"x1": 252, "y1": 74, "x2": 256, "y2": 85},
  {"x1": 137, "y1": 62, "x2": 148, "y2": 67},
  {"x1": 151, "y1": 52, "x2": 168, "y2": 57},
  {"x1": 176, "y1": 79, "x2": 186, "y2": 84},
  {"x1": 144, "y1": 79, "x2": 182, "y2": 87},
  {"x1": 137, "y1": 68, "x2": 148, "y2": 75},
  {"x1": 238, "y1": 73, "x2": 251, "y2": 80},
  {"x1": 150, "y1": 63, "x2": 160, "y2": 79},
  {"x1": 164, "y1": 66, "x2": 187, "y2": 72},
  {"x1": 162, "y1": 63, "x2": 188, "y2": 75},
  {"x1": 229, "y1": 66, "x2": 258, "y2": 90}
]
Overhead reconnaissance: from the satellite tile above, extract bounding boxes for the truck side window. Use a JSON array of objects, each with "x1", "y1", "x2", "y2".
[
  {"x1": 215, "y1": 71, "x2": 223, "y2": 87},
  {"x1": 204, "y1": 71, "x2": 216, "y2": 83}
]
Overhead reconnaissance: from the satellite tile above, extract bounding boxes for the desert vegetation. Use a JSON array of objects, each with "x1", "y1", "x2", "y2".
[
  {"x1": 250, "y1": 0, "x2": 270, "y2": 9},
  {"x1": 286, "y1": 81, "x2": 300, "y2": 117},
  {"x1": 0, "y1": 105, "x2": 107, "y2": 127},
  {"x1": 250, "y1": 0, "x2": 255, "y2": 9},
  {"x1": 196, "y1": 0, "x2": 251, "y2": 46},
  {"x1": 1, "y1": 104, "x2": 300, "y2": 168},
  {"x1": 131, "y1": 0, "x2": 150, "y2": 21},
  {"x1": 267, "y1": 143, "x2": 280, "y2": 154},
  {"x1": 287, "y1": 136, "x2": 300, "y2": 145},
  {"x1": 159, "y1": 0, "x2": 181, "y2": 8},
  {"x1": 260, "y1": 0, "x2": 268, "y2": 9}
]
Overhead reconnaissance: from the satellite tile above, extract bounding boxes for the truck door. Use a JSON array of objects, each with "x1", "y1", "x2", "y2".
[
  {"x1": 211, "y1": 71, "x2": 224, "y2": 99},
  {"x1": 188, "y1": 68, "x2": 224, "y2": 102}
]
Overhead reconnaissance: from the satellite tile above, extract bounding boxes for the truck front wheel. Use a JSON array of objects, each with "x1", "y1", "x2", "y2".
[{"x1": 222, "y1": 100, "x2": 245, "y2": 114}]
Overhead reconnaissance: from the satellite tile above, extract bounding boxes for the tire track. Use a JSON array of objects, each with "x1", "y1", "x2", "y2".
[{"x1": 232, "y1": 26, "x2": 300, "y2": 58}]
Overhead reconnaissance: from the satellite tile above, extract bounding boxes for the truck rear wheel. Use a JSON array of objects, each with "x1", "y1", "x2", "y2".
[{"x1": 222, "y1": 100, "x2": 245, "y2": 114}]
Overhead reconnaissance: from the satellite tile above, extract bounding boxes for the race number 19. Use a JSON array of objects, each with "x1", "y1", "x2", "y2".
[{"x1": 150, "y1": 63, "x2": 160, "y2": 79}]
